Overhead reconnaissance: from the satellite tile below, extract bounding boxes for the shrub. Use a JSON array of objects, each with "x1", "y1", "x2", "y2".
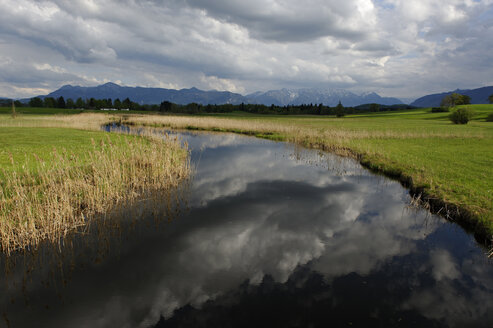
[
  {"x1": 449, "y1": 107, "x2": 474, "y2": 124},
  {"x1": 431, "y1": 107, "x2": 449, "y2": 113},
  {"x1": 486, "y1": 113, "x2": 493, "y2": 122}
]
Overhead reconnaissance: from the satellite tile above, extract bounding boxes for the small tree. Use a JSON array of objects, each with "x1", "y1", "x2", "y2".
[
  {"x1": 122, "y1": 97, "x2": 131, "y2": 109},
  {"x1": 29, "y1": 97, "x2": 43, "y2": 107},
  {"x1": 66, "y1": 98, "x2": 75, "y2": 109},
  {"x1": 75, "y1": 97, "x2": 85, "y2": 108},
  {"x1": 458, "y1": 94, "x2": 471, "y2": 105},
  {"x1": 160, "y1": 101, "x2": 172, "y2": 112},
  {"x1": 88, "y1": 98, "x2": 96, "y2": 109},
  {"x1": 441, "y1": 94, "x2": 453, "y2": 107},
  {"x1": 441, "y1": 93, "x2": 471, "y2": 108},
  {"x1": 56, "y1": 96, "x2": 66, "y2": 108},
  {"x1": 488, "y1": 93, "x2": 493, "y2": 104},
  {"x1": 335, "y1": 101, "x2": 345, "y2": 117},
  {"x1": 449, "y1": 107, "x2": 474, "y2": 124},
  {"x1": 114, "y1": 98, "x2": 122, "y2": 109},
  {"x1": 369, "y1": 103, "x2": 380, "y2": 112},
  {"x1": 43, "y1": 97, "x2": 56, "y2": 108}
]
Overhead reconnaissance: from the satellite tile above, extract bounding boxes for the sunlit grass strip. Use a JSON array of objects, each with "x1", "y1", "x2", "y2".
[{"x1": 0, "y1": 132, "x2": 189, "y2": 255}]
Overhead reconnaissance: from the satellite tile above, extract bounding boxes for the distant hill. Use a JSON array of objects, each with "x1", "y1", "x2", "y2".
[
  {"x1": 411, "y1": 86, "x2": 493, "y2": 107},
  {"x1": 24, "y1": 83, "x2": 404, "y2": 107},
  {"x1": 245, "y1": 88, "x2": 403, "y2": 107},
  {"x1": 39, "y1": 83, "x2": 246, "y2": 105}
]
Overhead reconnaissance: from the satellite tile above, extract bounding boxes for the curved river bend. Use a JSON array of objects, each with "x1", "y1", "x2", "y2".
[{"x1": 1, "y1": 130, "x2": 492, "y2": 328}]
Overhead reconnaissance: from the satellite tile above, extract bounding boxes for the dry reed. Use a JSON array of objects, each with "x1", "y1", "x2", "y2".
[
  {"x1": 124, "y1": 114, "x2": 482, "y2": 140},
  {"x1": 0, "y1": 122, "x2": 190, "y2": 255},
  {"x1": 11, "y1": 101, "x2": 16, "y2": 119}
]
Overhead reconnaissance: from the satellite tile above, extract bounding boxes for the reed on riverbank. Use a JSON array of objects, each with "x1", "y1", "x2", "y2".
[{"x1": 0, "y1": 114, "x2": 190, "y2": 255}]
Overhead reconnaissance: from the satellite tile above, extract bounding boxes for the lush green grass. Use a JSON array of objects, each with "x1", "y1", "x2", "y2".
[
  {"x1": 123, "y1": 105, "x2": 493, "y2": 242},
  {"x1": 0, "y1": 127, "x2": 130, "y2": 172}
]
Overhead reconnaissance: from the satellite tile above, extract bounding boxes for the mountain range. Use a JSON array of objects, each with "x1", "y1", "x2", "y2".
[
  {"x1": 410, "y1": 86, "x2": 493, "y2": 107},
  {"x1": 15, "y1": 83, "x2": 493, "y2": 107},
  {"x1": 43, "y1": 83, "x2": 246, "y2": 106},
  {"x1": 26, "y1": 83, "x2": 403, "y2": 107},
  {"x1": 246, "y1": 88, "x2": 403, "y2": 107}
]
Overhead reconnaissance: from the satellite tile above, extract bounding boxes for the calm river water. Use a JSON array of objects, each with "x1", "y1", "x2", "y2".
[{"x1": 1, "y1": 130, "x2": 492, "y2": 328}]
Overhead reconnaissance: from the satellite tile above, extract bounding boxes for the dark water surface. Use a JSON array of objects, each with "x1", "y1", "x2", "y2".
[{"x1": 1, "y1": 131, "x2": 492, "y2": 328}]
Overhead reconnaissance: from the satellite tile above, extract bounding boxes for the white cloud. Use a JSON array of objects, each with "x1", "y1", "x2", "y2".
[
  {"x1": 199, "y1": 74, "x2": 246, "y2": 93},
  {"x1": 430, "y1": 249, "x2": 461, "y2": 281}
]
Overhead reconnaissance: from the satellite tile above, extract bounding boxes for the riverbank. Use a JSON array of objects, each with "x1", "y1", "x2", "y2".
[
  {"x1": 0, "y1": 113, "x2": 190, "y2": 254},
  {"x1": 123, "y1": 106, "x2": 493, "y2": 245}
]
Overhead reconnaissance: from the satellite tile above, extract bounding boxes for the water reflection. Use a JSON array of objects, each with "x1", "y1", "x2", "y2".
[{"x1": 1, "y1": 131, "x2": 492, "y2": 328}]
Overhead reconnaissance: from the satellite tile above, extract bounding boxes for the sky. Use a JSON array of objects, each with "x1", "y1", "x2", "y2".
[{"x1": 0, "y1": 0, "x2": 492, "y2": 100}]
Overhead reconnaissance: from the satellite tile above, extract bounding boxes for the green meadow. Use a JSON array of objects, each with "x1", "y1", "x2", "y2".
[{"x1": 0, "y1": 127, "x2": 119, "y2": 171}]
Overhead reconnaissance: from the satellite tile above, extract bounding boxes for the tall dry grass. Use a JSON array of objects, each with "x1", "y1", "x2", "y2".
[
  {"x1": 124, "y1": 115, "x2": 361, "y2": 156},
  {"x1": 0, "y1": 112, "x2": 117, "y2": 130},
  {"x1": 124, "y1": 114, "x2": 482, "y2": 140},
  {"x1": 123, "y1": 115, "x2": 487, "y2": 164},
  {"x1": 0, "y1": 115, "x2": 190, "y2": 255}
]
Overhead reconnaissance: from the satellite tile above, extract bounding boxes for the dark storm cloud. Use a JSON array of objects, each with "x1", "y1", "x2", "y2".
[{"x1": 183, "y1": 0, "x2": 371, "y2": 42}]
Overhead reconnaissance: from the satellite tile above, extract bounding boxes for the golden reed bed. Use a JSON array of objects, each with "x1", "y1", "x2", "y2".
[{"x1": 0, "y1": 113, "x2": 190, "y2": 255}]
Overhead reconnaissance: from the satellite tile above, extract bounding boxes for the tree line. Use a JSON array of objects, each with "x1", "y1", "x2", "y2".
[
  {"x1": 158, "y1": 101, "x2": 415, "y2": 116},
  {"x1": 159, "y1": 101, "x2": 352, "y2": 116},
  {"x1": 10, "y1": 92, "x2": 493, "y2": 116},
  {"x1": 7, "y1": 96, "x2": 415, "y2": 116},
  {"x1": 25, "y1": 96, "x2": 154, "y2": 110}
]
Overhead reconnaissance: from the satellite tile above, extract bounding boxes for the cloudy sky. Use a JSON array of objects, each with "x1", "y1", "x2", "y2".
[{"x1": 1, "y1": 0, "x2": 492, "y2": 100}]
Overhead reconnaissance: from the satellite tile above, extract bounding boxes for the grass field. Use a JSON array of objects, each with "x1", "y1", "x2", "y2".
[
  {"x1": 0, "y1": 127, "x2": 119, "y2": 170},
  {"x1": 122, "y1": 105, "x2": 493, "y2": 243},
  {"x1": 0, "y1": 110, "x2": 190, "y2": 254}
]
